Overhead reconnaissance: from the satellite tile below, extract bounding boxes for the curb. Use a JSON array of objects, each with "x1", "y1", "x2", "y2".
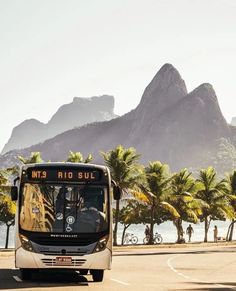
[{"x1": 113, "y1": 241, "x2": 236, "y2": 251}]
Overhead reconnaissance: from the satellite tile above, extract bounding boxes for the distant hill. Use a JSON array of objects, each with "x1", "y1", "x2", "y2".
[
  {"x1": 1, "y1": 95, "x2": 117, "y2": 154},
  {"x1": 1, "y1": 64, "x2": 235, "y2": 172}
]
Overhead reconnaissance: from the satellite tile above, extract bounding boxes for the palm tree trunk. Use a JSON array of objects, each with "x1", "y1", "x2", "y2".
[
  {"x1": 229, "y1": 219, "x2": 235, "y2": 241},
  {"x1": 121, "y1": 224, "x2": 130, "y2": 245},
  {"x1": 173, "y1": 220, "x2": 178, "y2": 241},
  {"x1": 113, "y1": 199, "x2": 120, "y2": 246},
  {"x1": 174, "y1": 218, "x2": 184, "y2": 243},
  {"x1": 204, "y1": 217, "x2": 209, "y2": 242},
  {"x1": 148, "y1": 203, "x2": 155, "y2": 244},
  {"x1": 226, "y1": 223, "x2": 231, "y2": 241},
  {"x1": 5, "y1": 225, "x2": 10, "y2": 249}
]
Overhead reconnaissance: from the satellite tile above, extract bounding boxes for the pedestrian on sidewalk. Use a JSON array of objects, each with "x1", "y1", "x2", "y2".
[
  {"x1": 213, "y1": 225, "x2": 218, "y2": 242},
  {"x1": 145, "y1": 225, "x2": 150, "y2": 237},
  {"x1": 186, "y1": 224, "x2": 194, "y2": 242}
]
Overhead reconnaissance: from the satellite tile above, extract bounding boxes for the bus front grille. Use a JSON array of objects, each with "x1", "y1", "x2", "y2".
[
  {"x1": 39, "y1": 250, "x2": 88, "y2": 256},
  {"x1": 41, "y1": 258, "x2": 86, "y2": 267}
]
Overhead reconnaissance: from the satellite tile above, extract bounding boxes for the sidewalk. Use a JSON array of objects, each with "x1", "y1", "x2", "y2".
[
  {"x1": 113, "y1": 240, "x2": 236, "y2": 252},
  {"x1": 1, "y1": 241, "x2": 236, "y2": 256}
]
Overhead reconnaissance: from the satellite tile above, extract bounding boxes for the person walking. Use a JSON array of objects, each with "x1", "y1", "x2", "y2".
[
  {"x1": 186, "y1": 224, "x2": 194, "y2": 242},
  {"x1": 145, "y1": 225, "x2": 150, "y2": 237},
  {"x1": 213, "y1": 225, "x2": 218, "y2": 242}
]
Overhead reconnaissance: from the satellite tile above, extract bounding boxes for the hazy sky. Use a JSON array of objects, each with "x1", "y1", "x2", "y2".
[{"x1": 1, "y1": 0, "x2": 236, "y2": 152}]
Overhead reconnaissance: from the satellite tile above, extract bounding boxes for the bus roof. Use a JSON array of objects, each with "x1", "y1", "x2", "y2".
[{"x1": 21, "y1": 162, "x2": 108, "y2": 172}]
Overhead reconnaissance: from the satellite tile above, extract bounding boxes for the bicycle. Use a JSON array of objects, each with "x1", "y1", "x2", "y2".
[
  {"x1": 143, "y1": 232, "x2": 163, "y2": 244},
  {"x1": 123, "y1": 232, "x2": 138, "y2": 245}
]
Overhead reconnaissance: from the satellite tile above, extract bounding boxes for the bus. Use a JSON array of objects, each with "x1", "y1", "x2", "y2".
[{"x1": 10, "y1": 162, "x2": 120, "y2": 282}]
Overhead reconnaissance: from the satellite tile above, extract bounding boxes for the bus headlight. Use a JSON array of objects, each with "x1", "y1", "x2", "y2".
[
  {"x1": 19, "y1": 234, "x2": 34, "y2": 252},
  {"x1": 93, "y1": 236, "x2": 109, "y2": 253}
]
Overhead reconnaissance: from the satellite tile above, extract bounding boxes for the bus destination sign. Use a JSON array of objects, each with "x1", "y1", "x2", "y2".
[{"x1": 26, "y1": 168, "x2": 101, "y2": 182}]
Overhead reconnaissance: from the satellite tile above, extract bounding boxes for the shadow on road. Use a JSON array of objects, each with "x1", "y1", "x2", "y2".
[
  {"x1": 173, "y1": 289, "x2": 232, "y2": 291},
  {"x1": 171, "y1": 281, "x2": 236, "y2": 291},
  {"x1": 0, "y1": 269, "x2": 93, "y2": 289}
]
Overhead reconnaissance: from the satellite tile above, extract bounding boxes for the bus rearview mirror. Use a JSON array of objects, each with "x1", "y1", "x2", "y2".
[
  {"x1": 11, "y1": 186, "x2": 18, "y2": 201},
  {"x1": 113, "y1": 186, "x2": 121, "y2": 200}
]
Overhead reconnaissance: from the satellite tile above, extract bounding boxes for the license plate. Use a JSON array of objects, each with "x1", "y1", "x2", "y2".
[{"x1": 55, "y1": 256, "x2": 72, "y2": 265}]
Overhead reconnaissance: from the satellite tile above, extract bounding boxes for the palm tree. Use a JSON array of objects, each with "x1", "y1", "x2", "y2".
[
  {"x1": 169, "y1": 169, "x2": 204, "y2": 243},
  {"x1": 0, "y1": 169, "x2": 15, "y2": 195},
  {"x1": 118, "y1": 200, "x2": 144, "y2": 245},
  {"x1": 0, "y1": 194, "x2": 16, "y2": 248},
  {"x1": 224, "y1": 170, "x2": 236, "y2": 241},
  {"x1": 196, "y1": 167, "x2": 234, "y2": 242},
  {"x1": 0, "y1": 169, "x2": 16, "y2": 248},
  {"x1": 66, "y1": 151, "x2": 93, "y2": 163},
  {"x1": 135, "y1": 161, "x2": 179, "y2": 244},
  {"x1": 6, "y1": 166, "x2": 20, "y2": 177},
  {"x1": 101, "y1": 145, "x2": 141, "y2": 246},
  {"x1": 18, "y1": 152, "x2": 43, "y2": 164},
  {"x1": 0, "y1": 170, "x2": 8, "y2": 193}
]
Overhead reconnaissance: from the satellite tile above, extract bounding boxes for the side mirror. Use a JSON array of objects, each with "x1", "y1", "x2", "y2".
[
  {"x1": 113, "y1": 186, "x2": 121, "y2": 200},
  {"x1": 10, "y1": 186, "x2": 18, "y2": 201}
]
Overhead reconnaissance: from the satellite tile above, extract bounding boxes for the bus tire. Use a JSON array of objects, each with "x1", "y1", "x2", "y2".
[
  {"x1": 20, "y1": 268, "x2": 32, "y2": 280},
  {"x1": 79, "y1": 269, "x2": 88, "y2": 275},
  {"x1": 91, "y1": 269, "x2": 104, "y2": 282}
]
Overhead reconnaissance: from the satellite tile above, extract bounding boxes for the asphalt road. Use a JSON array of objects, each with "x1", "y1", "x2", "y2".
[{"x1": 0, "y1": 245, "x2": 236, "y2": 291}]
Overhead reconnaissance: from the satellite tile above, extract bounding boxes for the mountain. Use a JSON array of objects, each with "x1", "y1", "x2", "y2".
[
  {"x1": 231, "y1": 117, "x2": 236, "y2": 126},
  {"x1": 2, "y1": 95, "x2": 117, "y2": 154},
  {"x1": 0, "y1": 64, "x2": 233, "y2": 171}
]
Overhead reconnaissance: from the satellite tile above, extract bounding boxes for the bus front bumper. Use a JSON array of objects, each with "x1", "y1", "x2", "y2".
[{"x1": 15, "y1": 247, "x2": 112, "y2": 270}]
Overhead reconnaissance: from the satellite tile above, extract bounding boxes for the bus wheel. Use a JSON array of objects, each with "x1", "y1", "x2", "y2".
[
  {"x1": 90, "y1": 269, "x2": 104, "y2": 282},
  {"x1": 79, "y1": 269, "x2": 88, "y2": 275},
  {"x1": 20, "y1": 269, "x2": 32, "y2": 280}
]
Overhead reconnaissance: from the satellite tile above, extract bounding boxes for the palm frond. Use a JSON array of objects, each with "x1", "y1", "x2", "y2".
[{"x1": 160, "y1": 202, "x2": 180, "y2": 218}]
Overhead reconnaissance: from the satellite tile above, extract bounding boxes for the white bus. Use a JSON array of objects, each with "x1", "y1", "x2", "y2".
[{"x1": 10, "y1": 163, "x2": 120, "y2": 282}]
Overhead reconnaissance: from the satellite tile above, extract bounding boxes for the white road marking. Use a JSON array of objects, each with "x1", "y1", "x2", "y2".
[
  {"x1": 110, "y1": 278, "x2": 130, "y2": 286},
  {"x1": 13, "y1": 276, "x2": 22, "y2": 282},
  {"x1": 167, "y1": 254, "x2": 236, "y2": 291}
]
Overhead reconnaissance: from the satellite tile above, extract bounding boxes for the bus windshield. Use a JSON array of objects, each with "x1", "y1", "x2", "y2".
[{"x1": 20, "y1": 183, "x2": 108, "y2": 234}]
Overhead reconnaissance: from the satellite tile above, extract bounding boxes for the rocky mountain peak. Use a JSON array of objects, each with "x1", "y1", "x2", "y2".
[
  {"x1": 151, "y1": 63, "x2": 185, "y2": 88},
  {"x1": 134, "y1": 63, "x2": 187, "y2": 121},
  {"x1": 71, "y1": 95, "x2": 115, "y2": 114},
  {"x1": 190, "y1": 83, "x2": 217, "y2": 102},
  {"x1": 141, "y1": 63, "x2": 187, "y2": 101},
  {"x1": 1, "y1": 119, "x2": 46, "y2": 154},
  {"x1": 183, "y1": 82, "x2": 230, "y2": 141},
  {"x1": 2, "y1": 95, "x2": 117, "y2": 154},
  {"x1": 187, "y1": 83, "x2": 227, "y2": 125}
]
